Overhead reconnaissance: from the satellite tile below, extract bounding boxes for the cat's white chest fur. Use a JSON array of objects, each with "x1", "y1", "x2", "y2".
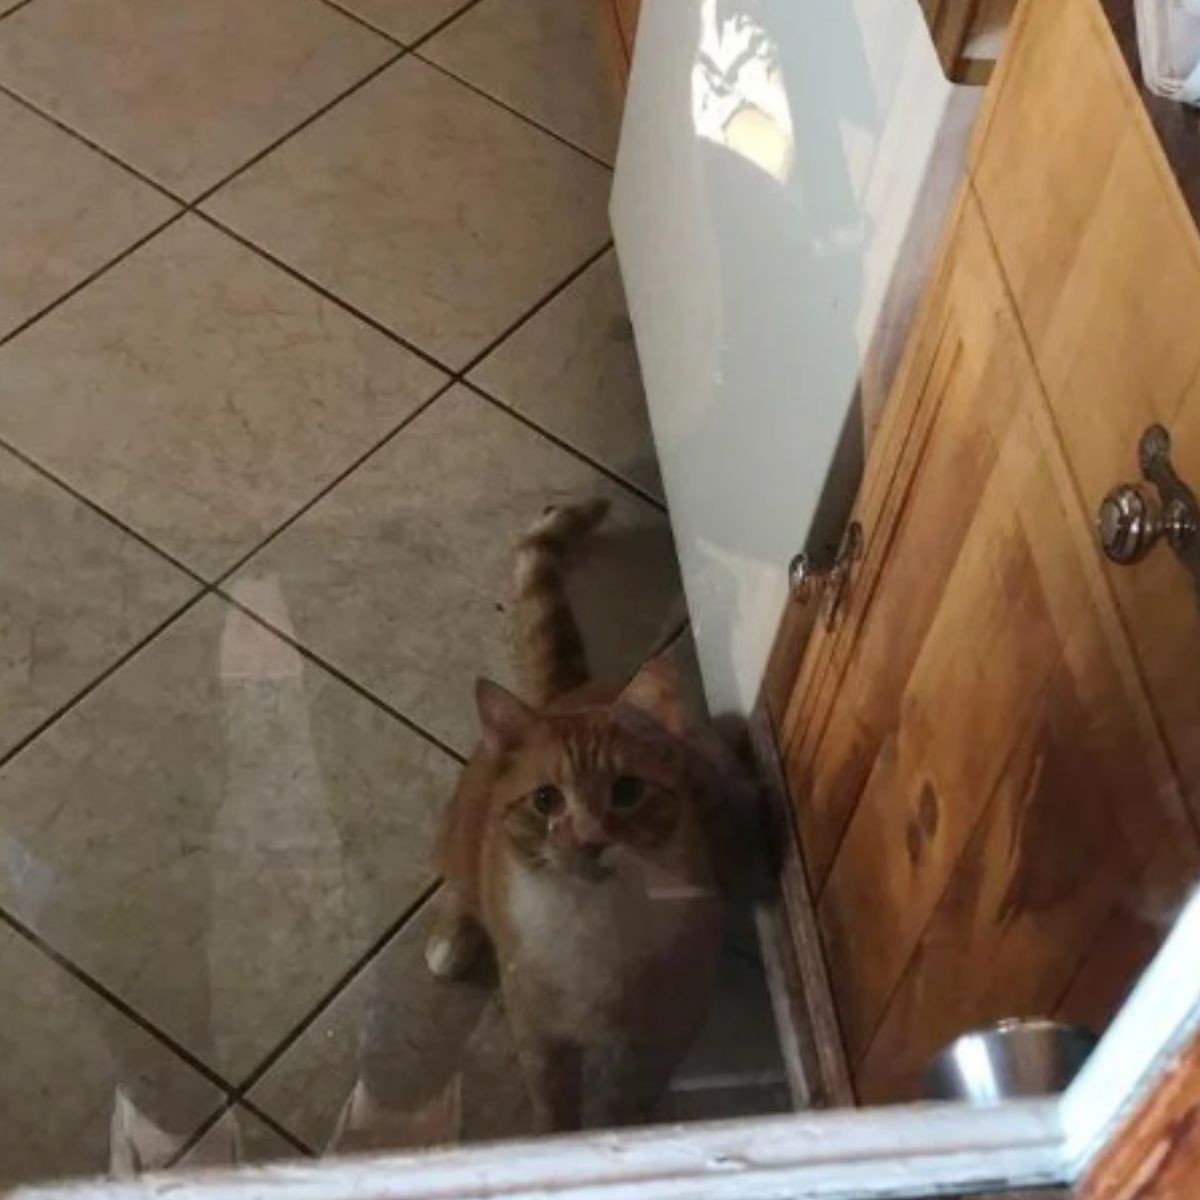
[{"x1": 504, "y1": 852, "x2": 718, "y2": 1032}]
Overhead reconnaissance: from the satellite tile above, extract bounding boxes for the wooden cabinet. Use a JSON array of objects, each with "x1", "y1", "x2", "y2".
[
  {"x1": 919, "y1": 0, "x2": 1016, "y2": 82},
  {"x1": 596, "y1": 0, "x2": 641, "y2": 93},
  {"x1": 773, "y1": 0, "x2": 1200, "y2": 1103}
]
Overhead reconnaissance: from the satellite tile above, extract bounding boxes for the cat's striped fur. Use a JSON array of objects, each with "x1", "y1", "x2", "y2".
[{"x1": 513, "y1": 499, "x2": 609, "y2": 706}]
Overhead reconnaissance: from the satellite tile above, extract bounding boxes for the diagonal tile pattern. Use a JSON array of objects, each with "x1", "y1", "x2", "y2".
[
  {"x1": 0, "y1": 595, "x2": 457, "y2": 1083},
  {"x1": 0, "y1": 216, "x2": 447, "y2": 577},
  {"x1": 0, "y1": 921, "x2": 221, "y2": 1186},
  {"x1": 421, "y1": 0, "x2": 622, "y2": 162},
  {"x1": 0, "y1": 91, "x2": 177, "y2": 339},
  {"x1": 330, "y1": 0, "x2": 474, "y2": 45},
  {"x1": 0, "y1": 445, "x2": 196, "y2": 760},
  {"x1": 471, "y1": 249, "x2": 663, "y2": 499},
  {"x1": 0, "y1": 0, "x2": 394, "y2": 198},
  {"x1": 0, "y1": 0, "x2": 785, "y2": 1181},
  {"x1": 204, "y1": 57, "x2": 611, "y2": 368},
  {"x1": 228, "y1": 386, "x2": 682, "y2": 754},
  {"x1": 248, "y1": 892, "x2": 530, "y2": 1153}
]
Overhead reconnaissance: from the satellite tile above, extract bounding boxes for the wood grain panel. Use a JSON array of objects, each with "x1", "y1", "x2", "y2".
[
  {"x1": 796, "y1": 322, "x2": 993, "y2": 892},
  {"x1": 1056, "y1": 904, "x2": 1166, "y2": 1035},
  {"x1": 813, "y1": 197, "x2": 1052, "y2": 1060},
  {"x1": 612, "y1": 0, "x2": 640, "y2": 54},
  {"x1": 972, "y1": 0, "x2": 1200, "y2": 819},
  {"x1": 780, "y1": 198, "x2": 971, "y2": 866},
  {"x1": 854, "y1": 400, "x2": 1196, "y2": 1096},
  {"x1": 803, "y1": 189, "x2": 1197, "y2": 1084},
  {"x1": 1080, "y1": 1025, "x2": 1200, "y2": 1200}
]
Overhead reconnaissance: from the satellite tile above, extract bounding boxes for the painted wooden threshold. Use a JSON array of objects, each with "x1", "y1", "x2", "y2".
[
  {"x1": 12, "y1": 1101, "x2": 1062, "y2": 1200},
  {"x1": 14, "y1": 886, "x2": 1200, "y2": 1200}
]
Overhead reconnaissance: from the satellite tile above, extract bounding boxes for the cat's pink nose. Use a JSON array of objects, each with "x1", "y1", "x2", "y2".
[{"x1": 566, "y1": 809, "x2": 607, "y2": 850}]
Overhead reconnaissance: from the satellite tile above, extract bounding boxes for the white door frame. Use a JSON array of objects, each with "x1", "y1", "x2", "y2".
[{"x1": 16, "y1": 888, "x2": 1200, "y2": 1200}]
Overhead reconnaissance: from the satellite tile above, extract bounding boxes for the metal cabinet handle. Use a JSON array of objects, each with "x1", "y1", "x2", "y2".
[
  {"x1": 1097, "y1": 424, "x2": 1200, "y2": 594},
  {"x1": 789, "y1": 521, "x2": 863, "y2": 631}
]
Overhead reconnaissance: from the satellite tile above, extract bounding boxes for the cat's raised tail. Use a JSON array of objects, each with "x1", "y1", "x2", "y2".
[{"x1": 514, "y1": 498, "x2": 609, "y2": 706}]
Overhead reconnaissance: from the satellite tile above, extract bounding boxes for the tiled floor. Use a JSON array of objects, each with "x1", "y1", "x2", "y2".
[{"x1": 0, "y1": 0, "x2": 786, "y2": 1183}]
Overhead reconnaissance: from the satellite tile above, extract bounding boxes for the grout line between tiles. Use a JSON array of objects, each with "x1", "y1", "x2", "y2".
[
  {"x1": 405, "y1": 0, "x2": 489, "y2": 51},
  {"x1": 167, "y1": 1097, "x2": 316, "y2": 1168},
  {"x1": 210, "y1": 382, "x2": 456, "y2": 584},
  {"x1": 315, "y1": 0, "x2": 489, "y2": 51},
  {"x1": 0, "y1": 210, "x2": 186, "y2": 352},
  {"x1": 166, "y1": 879, "x2": 443, "y2": 1166},
  {"x1": 193, "y1": 210, "x2": 455, "y2": 376},
  {"x1": 235, "y1": 880, "x2": 443, "y2": 1095},
  {"x1": 457, "y1": 239, "x2": 614, "y2": 375},
  {"x1": 414, "y1": 51, "x2": 615, "y2": 171},
  {"x1": 311, "y1": 0, "x2": 405, "y2": 47},
  {"x1": 164, "y1": 1101, "x2": 240, "y2": 1169},
  {"x1": 0, "y1": 434, "x2": 205, "y2": 584},
  {"x1": 0, "y1": 903, "x2": 236, "y2": 1096},
  {"x1": 187, "y1": 46, "x2": 407, "y2": 209},
  {"x1": 0, "y1": 590, "x2": 208, "y2": 774},
  {"x1": 0, "y1": 81, "x2": 181, "y2": 204},
  {"x1": 466, "y1": 380, "x2": 666, "y2": 512},
  {"x1": 0, "y1": 0, "x2": 39, "y2": 24},
  {"x1": 214, "y1": 589, "x2": 468, "y2": 763},
  {"x1": 241, "y1": 1097, "x2": 319, "y2": 1158}
]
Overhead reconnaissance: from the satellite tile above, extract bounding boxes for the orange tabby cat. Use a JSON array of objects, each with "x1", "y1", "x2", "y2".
[{"x1": 426, "y1": 500, "x2": 727, "y2": 1131}]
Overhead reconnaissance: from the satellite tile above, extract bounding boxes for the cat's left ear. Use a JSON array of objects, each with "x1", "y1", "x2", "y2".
[
  {"x1": 618, "y1": 656, "x2": 685, "y2": 735},
  {"x1": 476, "y1": 678, "x2": 537, "y2": 753}
]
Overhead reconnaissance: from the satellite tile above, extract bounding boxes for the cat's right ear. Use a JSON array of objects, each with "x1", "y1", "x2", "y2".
[{"x1": 475, "y1": 678, "x2": 536, "y2": 754}]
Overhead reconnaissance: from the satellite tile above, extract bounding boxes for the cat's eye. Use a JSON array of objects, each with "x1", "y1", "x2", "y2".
[
  {"x1": 610, "y1": 775, "x2": 645, "y2": 812},
  {"x1": 531, "y1": 785, "x2": 564, "y2": 817}
]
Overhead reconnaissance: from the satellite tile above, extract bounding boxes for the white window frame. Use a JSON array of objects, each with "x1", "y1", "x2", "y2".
[{"x1": 16, "y1": 887, "x2": 1200, "y2": 1200}]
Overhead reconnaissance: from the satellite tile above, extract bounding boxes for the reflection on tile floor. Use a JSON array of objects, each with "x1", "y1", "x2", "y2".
[
  {"x1": 230, "y1": 386, "x2": 680, "y2": 754},
  {"x1": 0, "y1": 0, "x2": 788, "y2": 1183}
]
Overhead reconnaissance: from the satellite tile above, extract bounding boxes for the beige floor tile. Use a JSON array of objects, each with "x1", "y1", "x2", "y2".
[
  {"x1": 0, "y1": 217, "x2": 446, "y2": 577},
  {"x1": 0, "y1": 447, "x2": 196, "y2": 760},
  {"x1": 0, "y1": 922, "x2": 220, "y2": 1187},
  {"x1": 422, "y1": 0, "x2": 621, "y2": 162},
  {"x1": 178, "y1": 1106, "x2": 306, "y2": 1167},
  {"x1": 333, "y1": 0, "x2": 473, "y2": 44},
  {"x1": 205, "y1": 59, "x2": 610, "y2": 369},
  {"x1": 230, "y1": 387, "x2": 683, "y2": 755},
  {"x1": 471, "y1": 251, "x2": 662, "y2": 499},
  {"x1": 0, "y1": 595, "x2": 458, "y2": 1082},
  {"x1": 0, "y1": 0, "x2": 393, "y2": 199},
  {"x1": 0, "y1": 93, "x2": 177, "y2": 339},
  {"x1": 250, "y1": 893, "x2": 531, "y2": 1153}
]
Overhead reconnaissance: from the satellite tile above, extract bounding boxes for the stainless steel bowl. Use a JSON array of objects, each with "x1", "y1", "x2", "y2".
[{"x1": 924, "y1": 1019, "x2": 1098, "y2": 1104}]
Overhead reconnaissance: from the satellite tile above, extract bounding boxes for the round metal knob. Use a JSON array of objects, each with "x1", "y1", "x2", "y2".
[
  {"x1": 788, "y1": 553, "x2": 822, "y2": 604},
  {"x1": 1098, "y1": 484, "x2": 1162, "y2": 564}
]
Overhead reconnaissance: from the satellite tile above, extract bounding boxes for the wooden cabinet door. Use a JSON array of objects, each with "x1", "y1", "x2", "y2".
[{"x1": 776, "y1": 175, "x2": 1200, "y2": 1102}]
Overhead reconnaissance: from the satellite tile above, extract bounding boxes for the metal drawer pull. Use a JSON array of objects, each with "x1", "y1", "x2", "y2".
[
  {"x1": 789, "y1": 521, "x2": 863, "y2": 631},
  {"x1": 1098, "y1": 424, "x2": 1200, "y2": 594}
]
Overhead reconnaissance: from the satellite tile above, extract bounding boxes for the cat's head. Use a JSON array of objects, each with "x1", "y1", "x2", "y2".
[{"x1": 476, "y1": 659, "x2": 695, "y2": 881}]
